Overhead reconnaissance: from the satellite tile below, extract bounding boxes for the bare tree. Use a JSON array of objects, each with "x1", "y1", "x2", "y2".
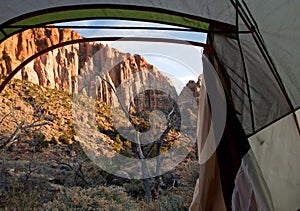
[
  {"x1": 100, "y1": 76, "x2": 181, "y2": 201},
  {"x1": 0, "y1": 97, "x2": 51, "y2": 154},
  {"x1": 55, "y1": 150, "x2": 88, "y2": 186}
]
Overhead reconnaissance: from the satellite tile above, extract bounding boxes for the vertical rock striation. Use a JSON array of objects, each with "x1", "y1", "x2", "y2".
[{"x1": 0, "y1": 27, "x2": 178, "y2": 108}]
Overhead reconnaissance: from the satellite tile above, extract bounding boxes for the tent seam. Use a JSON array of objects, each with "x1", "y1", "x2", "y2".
[{"x1": 247, "y1": 106, "x2": 300, "y2": 138}]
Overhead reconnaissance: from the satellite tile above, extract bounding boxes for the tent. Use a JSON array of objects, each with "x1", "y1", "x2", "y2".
[{"x1": 0, "y1": 1, "x2": 299, "y2": 210}]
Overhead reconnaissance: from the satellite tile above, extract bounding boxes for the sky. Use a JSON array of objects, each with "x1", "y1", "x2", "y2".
[{"x1": 55, "y1": 20, "x2": 207, "y2": 93}]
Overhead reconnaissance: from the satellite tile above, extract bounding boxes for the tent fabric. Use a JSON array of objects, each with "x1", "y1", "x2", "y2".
[
  {"x1": 0, "y1": 0, "x2": 236, "y2": 42},
  {"x1": 232, "y1": 149, "x2": 275, "y2": 211},
  {"x1": 215, "y1": 100, "x2": 250, "y2": 209},
  {"x1": 190, "y1": 68, "x2": 250, "y2": 210},
  {"x1": 210, "y1": 33, "x2": 291, "y2": 135},
  {"x1": 0, "y1": 8, "x2": 211, "y2": 41},
  {"x1": 245, "y1": 0, "x2": 300, "y2": 107},
  {"x1": 0, "y1": 0, "x2": 236, "y2": 26},
  {"x1": 189, "y1": 79, "x2": 226, "y2": 211},
  {"x1": 249, "y1": 109, "x2": 300, "y2": 211},
  {"x1": 0, "y1": 1, "x2": 299, "y2": 211}
]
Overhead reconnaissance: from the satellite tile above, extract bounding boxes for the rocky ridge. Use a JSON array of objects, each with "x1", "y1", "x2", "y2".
[{"x1": 0, "y1": 26, "x2": 175, "y2": 107}]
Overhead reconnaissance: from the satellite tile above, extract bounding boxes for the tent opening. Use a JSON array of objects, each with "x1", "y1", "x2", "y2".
[{"x1": 0, "y1": 19, "x2": 213, "y2": 210}]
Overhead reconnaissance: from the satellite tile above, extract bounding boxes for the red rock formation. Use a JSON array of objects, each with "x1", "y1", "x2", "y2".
[
  {"x1": 0, "y1": 26, "x2": 81, "y2": 91},
  {"x1": 0, "y1": 27, "x2": 177, "y2": 109}
]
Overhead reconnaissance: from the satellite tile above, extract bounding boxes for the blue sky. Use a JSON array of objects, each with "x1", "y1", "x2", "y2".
[{"x1": 56, "y1": 20, "x2": 206, "y2": 93}]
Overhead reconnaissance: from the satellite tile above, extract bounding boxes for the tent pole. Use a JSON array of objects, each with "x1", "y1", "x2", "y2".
[
  {"x1": 229, "y1": 0, "x2": 300, "y2": 136},
  {"x1": 234, "y1": 0, "x2": 255, "y2": 133}
]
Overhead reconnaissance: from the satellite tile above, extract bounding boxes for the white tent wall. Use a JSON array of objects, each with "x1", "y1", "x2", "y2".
[{"x1": 249, "y1": 109, "x2": 300, "y2": 211}]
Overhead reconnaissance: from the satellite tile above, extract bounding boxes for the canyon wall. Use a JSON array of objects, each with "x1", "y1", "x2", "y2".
[
  {"x1": 0, "y1": 27, "x2": 177, "y2": 108},
  {"x1": 0, "y1": 27, "x2": 201, "y2": 117}
]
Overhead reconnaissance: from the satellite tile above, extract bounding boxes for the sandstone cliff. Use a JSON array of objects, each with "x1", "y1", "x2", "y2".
[
  {"x1": 0, "y1": 27, "x2": 82, "y2": 93},
  {"x1": 0, "y1": 27, "x2": 177, "y2": 108},
  {"x1": 0, "y1": 28, "x2": 199, "y2": 110}
]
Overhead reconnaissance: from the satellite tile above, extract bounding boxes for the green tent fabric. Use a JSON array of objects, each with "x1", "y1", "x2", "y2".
[{"x1": 0, "y1": 1, "x2": 299, "y2": 210}]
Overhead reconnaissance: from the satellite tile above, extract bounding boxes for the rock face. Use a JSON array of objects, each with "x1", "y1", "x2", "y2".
[
  {"x1": 0, "y1": 27, "x2": 177, "y2": 108},
  {"x1": 0, "y1": 27, "x2": 81, "y2": 93},
  {"x1": 0, "y1": 26, "x2": 202, "y2": 119}
]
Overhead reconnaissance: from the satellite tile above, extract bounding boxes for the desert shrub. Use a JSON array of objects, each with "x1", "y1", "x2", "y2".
[
  {"x1": 43, "y1": 185, "x2": 140, "y2": 210},
  {"x1": 33, "y1": 132, "x2": 49, "y2": 151},
  {"x1": 156, "y1": 194, "x2": 184, "y2": 211},
  {"x1": 113, "y1": 134, "x2": 123, "y2": 153},
  {"x1": 135, "y1": 194, "x2": 185, "y2": 211},
  {"x1": 0, "y1": 177, "x2": 48, "y2": 210},
  {"x1": 33, "y1": 132, "x2": 46, "y2": 142},
  {"x1": 59, "y1": 134, "x2": 72, "y2": 145},
  {"x1": 49, "y1": 136, "x2": 58, "y2": 145},
  {"x1": 123, "y1": 180, "x2": 145, "y2": 198}
]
